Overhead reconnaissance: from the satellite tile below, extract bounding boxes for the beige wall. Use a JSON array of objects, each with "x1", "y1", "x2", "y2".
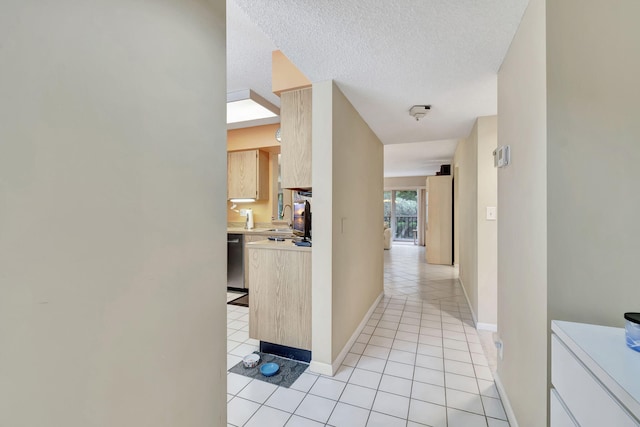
[
  {"x1": 227, "y1": 123, "x2": 281, "y2": 153},
  {"x1": 476, "y1": 117, "x2": 498, "y2": 327},
  {"x1": 0, "y1": 1, "x2": 228, "y2": 426},
  {"x1": 496, "y1": 0, "x2": 548, "y2": 425},
  {"x1": 384, "y1": 176, "x2": 428, "y2": 189},
  {"x1": 330, "y1": 82, "x2": 384, "y2": 360},
  {"x1": 312, "y1": 81, "x2": 384, "y2": 369},
  {"x1": 454, "y1": 127, "x2": 478, "y2": 318},
  {"x1": 453, "y1": 117, "x2": 497, "y2": 327},
  {"x1": 546, "y1": 1, "x2": 640, "y2": 327},
  {"x1": 453, "y1": 166, "x2": 460, "y2": 265}
]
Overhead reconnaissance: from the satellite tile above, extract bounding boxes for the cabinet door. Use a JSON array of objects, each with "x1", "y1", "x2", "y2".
[
  {"x1": 243, "y1": 235, "x2": 266, "y2": 289},
  {"x1": 281, "y1": 88, "x2": 312, "y2": 189},
  {"x1": 228, "y1": 150, "x2": 258, "y2": 199},
  {"x1": 248, "y1": 247, "x2": 312, "y2": 350}
]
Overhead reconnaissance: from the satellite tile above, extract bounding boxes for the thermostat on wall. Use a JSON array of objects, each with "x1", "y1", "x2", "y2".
[{"x1": 493, "y1": 145, "x2": 510, "y2": 168}]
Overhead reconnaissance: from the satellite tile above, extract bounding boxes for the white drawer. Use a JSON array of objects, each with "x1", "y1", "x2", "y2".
[
  {"x1": 552, "y1": 334, "x2": 638, "y2": 427},
  {"x1": 551, "y1": 388, "x2": 578, "y2": 427}
]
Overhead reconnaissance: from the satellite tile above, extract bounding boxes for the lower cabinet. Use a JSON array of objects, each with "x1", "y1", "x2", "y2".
[
  {"x1": 242, "y1": 235, "x2": 265, "y2": 289},
  {"x1": 551, "y1": 321, "x2": 640, "y2": 427},
  {"x1": 247, "y1": 243, "x2": 311, "y2": 351}
]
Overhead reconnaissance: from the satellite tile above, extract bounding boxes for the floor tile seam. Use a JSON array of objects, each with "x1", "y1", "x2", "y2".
[
  {"x1": 226, "y1": 323, "x2": 249, "y2": 330},
  {"x1": 322, "y1": 375, "x2": 371, "y2": 427},
  {"x1": 290, "y1": 373, "x2": 325, "y2": 424},
  {"x1": 260, "y1": 384, "x2": 311, "y2": 424},
  {"x1": 241, "y1": 388, "x2": 295, "y2": 427}
]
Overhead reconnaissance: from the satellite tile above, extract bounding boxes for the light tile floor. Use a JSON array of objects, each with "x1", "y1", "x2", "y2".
[{"x1": 227, "y1": 244, "x2": 509, "y2": 427}]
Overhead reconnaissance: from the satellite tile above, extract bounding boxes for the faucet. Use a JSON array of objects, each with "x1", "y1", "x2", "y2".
[{"x1": 281, "y1": 204, "x2": 292, "y2": 226}]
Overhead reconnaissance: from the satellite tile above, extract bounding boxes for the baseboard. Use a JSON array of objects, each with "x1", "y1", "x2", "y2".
[
  {"x1": 309, "y1": 291, "x2": 383, "y2": 376},
  {"x1": 477, "y1": 322, "x2": 498, "y2": 332},
  {"x1": 308, "y1": 360, "x2": 333, "y2": 376},
  {"x1": 458, "y1": 277, "x2": 478, "y2": 326},
  {"x1": 494, "y1": 372, "x2": 519, "y2": 427},
  {"x1": 458, "y1": 278, "x2": 498, "y2": 332}
]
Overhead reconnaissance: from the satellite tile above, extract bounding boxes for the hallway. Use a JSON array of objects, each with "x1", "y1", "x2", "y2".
[{"x1": 226, "y1": 244, "x2": 509, "y2": 426}]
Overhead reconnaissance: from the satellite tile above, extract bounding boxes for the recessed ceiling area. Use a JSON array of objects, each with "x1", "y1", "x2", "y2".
[
  {"x1": 384, "y1": 140, "x2": 459, "y2": 177},
  {"x1": 227, "y1": 0, "x2": 530, "y2": 176},
  {"x1": 226, "y1": 89, "x2": 280, "y2": 129}
]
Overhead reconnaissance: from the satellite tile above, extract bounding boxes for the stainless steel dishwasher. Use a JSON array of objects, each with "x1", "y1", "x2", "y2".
[{"x1": 227, "y1": 233, "x2": 244, "y2": 289}]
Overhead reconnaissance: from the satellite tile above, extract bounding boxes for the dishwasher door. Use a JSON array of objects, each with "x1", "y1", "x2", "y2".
[{"x1": 227, "y1": 233, "x2": 244, "y2": 289}]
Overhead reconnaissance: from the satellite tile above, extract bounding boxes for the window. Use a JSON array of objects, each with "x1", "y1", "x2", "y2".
[{"x1": 384, "y1": 190, "x2": 418, "y2": 241}]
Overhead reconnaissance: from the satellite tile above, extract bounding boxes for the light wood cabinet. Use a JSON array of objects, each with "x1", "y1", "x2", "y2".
[
  {"x1": 426, "y1": 175, "x2": 453, "y2": 265},
  {"x1": 280, "y1": 87, "x2": 312, "y2": 189},
  {"x1": 247, "y1": 244, "x2": 311, "y2": 350},
  {"x1": 242, "y1": 235, "x2": 266, "y2": 290},
  {"x1": 227, "y1": 149, "x2": 269, "y2": 200}
]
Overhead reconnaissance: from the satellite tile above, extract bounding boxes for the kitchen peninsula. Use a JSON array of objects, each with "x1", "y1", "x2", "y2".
[
  {"x1": 246, "y1": 239, "x2": 312, "y2": 359},
  {"x1": 227, "y1": 225, "x2": 294, "y2": 290}
]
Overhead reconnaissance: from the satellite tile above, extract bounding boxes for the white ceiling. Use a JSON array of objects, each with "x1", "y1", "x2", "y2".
[
  {"x1": 227, "y1": 0, "x2": 529, "y2": 177},
  {"x1": 384, "y1": 139, "x2": 459, "y2": 177}
]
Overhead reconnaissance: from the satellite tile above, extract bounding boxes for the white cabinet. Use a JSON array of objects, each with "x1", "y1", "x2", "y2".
[
  {"x1": 550, "y1": 389, "x2": 578, "y2": 427},
  {"x1": 551, "y1": 321, "x2": 640, "y2": 427}
]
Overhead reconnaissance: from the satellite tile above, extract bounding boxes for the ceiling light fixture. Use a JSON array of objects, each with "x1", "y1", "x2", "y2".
[
  {"x1": 227, "y1": 89, "x2": 280, "y2": 126},
  {"x1": 409, "y1": 105, "x2": 431, "y2": 121}
]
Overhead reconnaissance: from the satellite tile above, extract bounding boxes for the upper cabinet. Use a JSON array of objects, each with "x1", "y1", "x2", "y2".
[
  {"x1": 280, "y1": 87, "x2": 312, "y2": 189},
  {"x1": 227, "y1": 149, "x2": 269, "y2": 200}
]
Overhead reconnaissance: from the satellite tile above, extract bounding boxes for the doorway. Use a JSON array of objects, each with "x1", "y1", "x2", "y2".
[{"x1": 384, "y1": 190, "x2": 419, "y2": 242}]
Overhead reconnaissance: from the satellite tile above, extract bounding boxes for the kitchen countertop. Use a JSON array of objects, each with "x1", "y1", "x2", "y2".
[
  {"x1": 227, "y1": 227, "x2": 294, "y2": 236},
  {"x1": 246, "y1": 239, "x2": 312, "y2": 252}
]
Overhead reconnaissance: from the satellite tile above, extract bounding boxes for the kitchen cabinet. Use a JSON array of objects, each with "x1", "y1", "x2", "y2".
[
  {"x1": 280, "y1": 87, "x2": 312, "y2": 189},
  {"x1": 227, "y1": 149, "x2": 269, "y2": 200},
  {"x1": 242, "y1": 235, "x2": 266, "y2": 290},
  {"x1": 426, "y1": 175, "x2": 453, "y2": 265},
  {"x1": 247, "y1": 241, "x2": 311, "y2": 351}
]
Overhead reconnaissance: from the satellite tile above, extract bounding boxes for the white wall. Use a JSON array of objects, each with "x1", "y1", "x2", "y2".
[
  {"x1": 311, "y1": 81, "x2": 334, "y2": 368},
  {"x1": 312, "y1": 80, "x2": 384, "y2": 372},
  {"x1": 384, "y1": 176, "x2": 428, "y2": 189},
  {"x1": 496, "y1": 0, "x2": 548, "y2": 425},
  {"x1": 0, "y1": 1, "x2": 228, "y2": 426},
  {"x1": 546, "y1": 0, "x2": 640, "y2": 327}
]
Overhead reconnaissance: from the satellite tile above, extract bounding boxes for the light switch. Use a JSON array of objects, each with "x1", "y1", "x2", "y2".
[{"x1": 486, "y1": 207, "x2": 497, "y2": 221}]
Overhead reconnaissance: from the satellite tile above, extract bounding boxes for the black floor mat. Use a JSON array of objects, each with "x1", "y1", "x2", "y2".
[{"x1": 227, "y1": 293, "x2": 249, "y2": 307}]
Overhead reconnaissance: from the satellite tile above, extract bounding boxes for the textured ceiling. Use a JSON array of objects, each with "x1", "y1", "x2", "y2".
[
  {"x1": 227, "y1": 1, "x2": 280, "y2": 108},
  {"x1": 228, "y1": 0, "x2": 529, "y2": 176}
]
